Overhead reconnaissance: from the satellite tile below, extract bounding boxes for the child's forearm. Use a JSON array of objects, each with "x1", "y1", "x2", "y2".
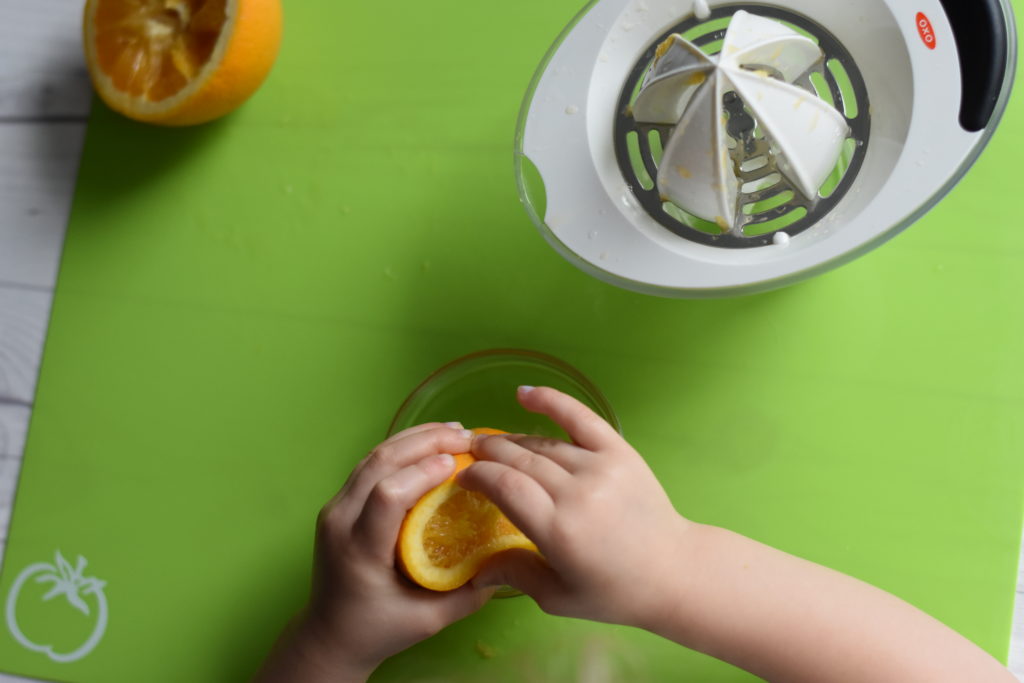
[
  {"x1": 252, "y1": 612, "x2": 373, "y2": 683},
  {"x1": 644, "y1": 524, "x2": 1014, "y2": 682}
]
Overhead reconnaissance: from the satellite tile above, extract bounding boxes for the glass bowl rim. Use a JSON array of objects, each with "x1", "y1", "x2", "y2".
[{"x1": 387, "y1": 348, "x2": 621, "y2": 437}]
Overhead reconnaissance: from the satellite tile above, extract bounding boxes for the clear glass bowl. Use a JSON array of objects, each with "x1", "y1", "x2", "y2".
[
  {"x1": 388, "y1": 349, "x2": 619, "y2": 438},
  {"x1": 388, "y1": 349, "x2": 618, "y2": 598}
]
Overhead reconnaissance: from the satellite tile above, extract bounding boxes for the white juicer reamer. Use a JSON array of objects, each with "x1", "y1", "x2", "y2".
[{"x1": 515, "y1": 0, "x2": 1017, "y2": 296}]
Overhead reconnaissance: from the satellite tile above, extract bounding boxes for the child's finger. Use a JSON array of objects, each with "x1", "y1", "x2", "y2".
[
  {"x1": 457, "y1": 461, "x2": 554, "y2": 541},
  {"x1": 353, "y1": 453, "x2": 457, "y2": 559},
  {"x1": 472, "y1": 548, "x2": 561, "y2": 605},
  {"x1": 342, "y1": 426, "x2": 472, "y2": 512},
  {"x1": 424, "y1": 584, "x2": 495, "y2": 626},
  {"x1": 333, "y1": 421, "x2": 458, "y2": 501},
  {"x1": 503, "y1": 434, "x2": 588, "y2": 472},
  {"x1": 382, "y1": 421, "x2": 463, "y2": 447},
  {"x1": 517, "y1": 386, "x2": 621, "y2": 452},
  {"x1": 471, "y1": 434, "x2": 573, "y2": 497}
]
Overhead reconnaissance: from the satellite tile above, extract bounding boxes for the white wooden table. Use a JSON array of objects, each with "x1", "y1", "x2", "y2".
[{"x1": 0, "y1": 2, "x2": 1020, "y2": 680}]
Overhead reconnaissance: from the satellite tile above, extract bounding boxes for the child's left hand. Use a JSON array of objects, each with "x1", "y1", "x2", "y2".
[{"x1": 254, "y1": 423, "x2": 493, "y2": 682}]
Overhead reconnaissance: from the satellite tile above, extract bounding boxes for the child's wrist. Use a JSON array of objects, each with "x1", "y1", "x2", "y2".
[
  {"x1": 631, "y1": 519, "x2": 713, "y2": 639},
  {"x1": 290, "y1": 609, "x2": 381, "y2": 682}
]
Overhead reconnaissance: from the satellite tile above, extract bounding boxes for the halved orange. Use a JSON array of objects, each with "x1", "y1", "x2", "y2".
[
  {"x1": 397, "y1": 428, "x2": 538, "y2": 591},
  {"x1": 83, "y1": 0, "x2": 283, "y2": 126}
]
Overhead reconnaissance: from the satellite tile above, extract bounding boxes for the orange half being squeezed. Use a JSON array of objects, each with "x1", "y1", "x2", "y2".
[{"x1": 397, "y1": 428, "x2": 538, "y2": 591}]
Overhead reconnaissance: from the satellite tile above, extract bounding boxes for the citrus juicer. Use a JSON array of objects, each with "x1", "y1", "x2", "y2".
[{"x1": 514, "y1": 0, "x2": 1016, "y2": 296}]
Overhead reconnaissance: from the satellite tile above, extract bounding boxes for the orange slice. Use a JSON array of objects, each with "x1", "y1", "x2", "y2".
[
  {"x1": 83, "y1": 0, "x2": 283, "y2": 126},
  {"x1": 397, "y1": 428, "x2": 538, "y2": 591}
]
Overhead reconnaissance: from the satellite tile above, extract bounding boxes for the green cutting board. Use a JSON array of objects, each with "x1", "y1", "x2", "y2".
[{"x1": 2, "y1": 1, "x2": 1023, "y2": 680}]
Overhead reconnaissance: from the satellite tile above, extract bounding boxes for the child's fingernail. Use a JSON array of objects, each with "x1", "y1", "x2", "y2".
[
  {"x1": 518, "y1": 385, "x2": 536, "y2": 396},
  {"x1": 459, "y1": 429, "x2": 474, "y2": 439},
  {"x1": 444, "y1": 421, "x2": 463, "y2": 429},
  {"x1": 436, "y1": 453, "x2": 455, "y2": 467}
]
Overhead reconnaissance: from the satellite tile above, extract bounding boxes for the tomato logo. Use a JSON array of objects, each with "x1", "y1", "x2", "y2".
[
  {"x1": 5, "y1": 551, "x2": 108, "y2": 663},
  {"x1": 916, "y1": 12, "x2": 937, "y2": 49}
]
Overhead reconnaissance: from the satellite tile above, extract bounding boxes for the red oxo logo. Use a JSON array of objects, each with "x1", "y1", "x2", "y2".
[{"x1": 916, "y1": 12, "x2": 937, "y2": 49}]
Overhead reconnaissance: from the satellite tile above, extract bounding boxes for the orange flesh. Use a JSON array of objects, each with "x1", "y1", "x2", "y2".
[
  {"x1": 93, "y1": 0, "x2": 227, "y2": 101},
  {"x1": 423, "y1": 489, "x2": 522, "y2": 569}
]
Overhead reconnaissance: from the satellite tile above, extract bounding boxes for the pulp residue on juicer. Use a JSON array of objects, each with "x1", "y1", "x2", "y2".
[{"x1": 631, "y1": 10, "x2": 849, "y2": 235}]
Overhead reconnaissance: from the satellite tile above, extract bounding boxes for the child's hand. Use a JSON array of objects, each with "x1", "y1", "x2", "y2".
[
  {"x1": 258, "y1": 390, "x2": 1015, "y2": 683},
  {"x1": 458, "y1": 386, "x2": 689, "y2": 630},
  {"x1": 463, "y1": 388, "x2": 1017, "y2": 683},
  {"x1": 255, "y1": 423, "x2": 493, "y2": 682}
]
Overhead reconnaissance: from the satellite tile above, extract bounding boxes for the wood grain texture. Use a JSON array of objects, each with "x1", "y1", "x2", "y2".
[
  {"x1": 0, "y1": 0, "x2": 92, "y2": 120},
  {"x1": 0, "y1": 4, "x2": 81, "y2": 679},
  {"x1": 0, "y1": 123, "x2": 86, "y2": 289},
  {"x1": 0, "y1": 288, "x2": 52, "y2": 406},
  {"x1": 0, "y1": 294, "x2": 47, "y2": 682},
  {"x1": 0, "y1": 407, "x2": 31, "y2": 682},
  {"x1": 0, "y1": 404, "x2": 30, "y2": 541}
]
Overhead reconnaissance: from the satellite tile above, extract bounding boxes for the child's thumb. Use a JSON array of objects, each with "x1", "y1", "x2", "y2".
[{"x1": 472, "y1": 548, "x2": 556, "y2": 599}]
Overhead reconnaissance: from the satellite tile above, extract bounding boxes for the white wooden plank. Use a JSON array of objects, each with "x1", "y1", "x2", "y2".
[
  {"x1": 0, "y1": 285, "x2": 48, "y2": 555},
  {"x1": 0, "y1": 315, "x2": 40, "y2": 683},
  {"x1": 0, "y1": 3, "x2": 81, "y2": 678},
  {"x1": 0, "y1": 0, "x2": 92, "y2": 119},
  {"x1": 0, "y1": 123, "x2": 85, "y2": 289},
  {"x1": 0, "y1": 287, "x2": 52, "y2": 405},
  {"x1": 0, "y1": 403, "x2": 30, "y2": 542},
  {"x1": 0, "y1": 403, "x2": 28, "y2": 461},
  {"x1": 0, "y1": 666, "x2": 37, "y2": 682},
  {"x1": 0, "y1": 286, "x2": 43, "y2": 548},
  {"x1": 0, "y1": 404, "x2": 34, "y2": 682}
]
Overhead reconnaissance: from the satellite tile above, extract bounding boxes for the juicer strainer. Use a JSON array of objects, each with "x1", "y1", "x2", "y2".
[{"x1": 515, "y1": 0, "x2": 1016, "y2": 296}]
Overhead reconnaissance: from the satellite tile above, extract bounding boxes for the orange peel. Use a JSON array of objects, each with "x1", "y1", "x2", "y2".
[
  {"x1": 83, "y1": 0, "x2": 283, "y2": 125},
  {"x1": 397, "y1": 428, "x2": 537, "y2": 591}
]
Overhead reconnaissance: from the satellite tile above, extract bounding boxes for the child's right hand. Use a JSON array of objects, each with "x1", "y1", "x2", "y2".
[
  {"x1": 464, "y1": 387, "x2": 1016, "y2": 683},
  {"x1": 458, "y1": 385, "x2": 691, "y2": 630}
]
